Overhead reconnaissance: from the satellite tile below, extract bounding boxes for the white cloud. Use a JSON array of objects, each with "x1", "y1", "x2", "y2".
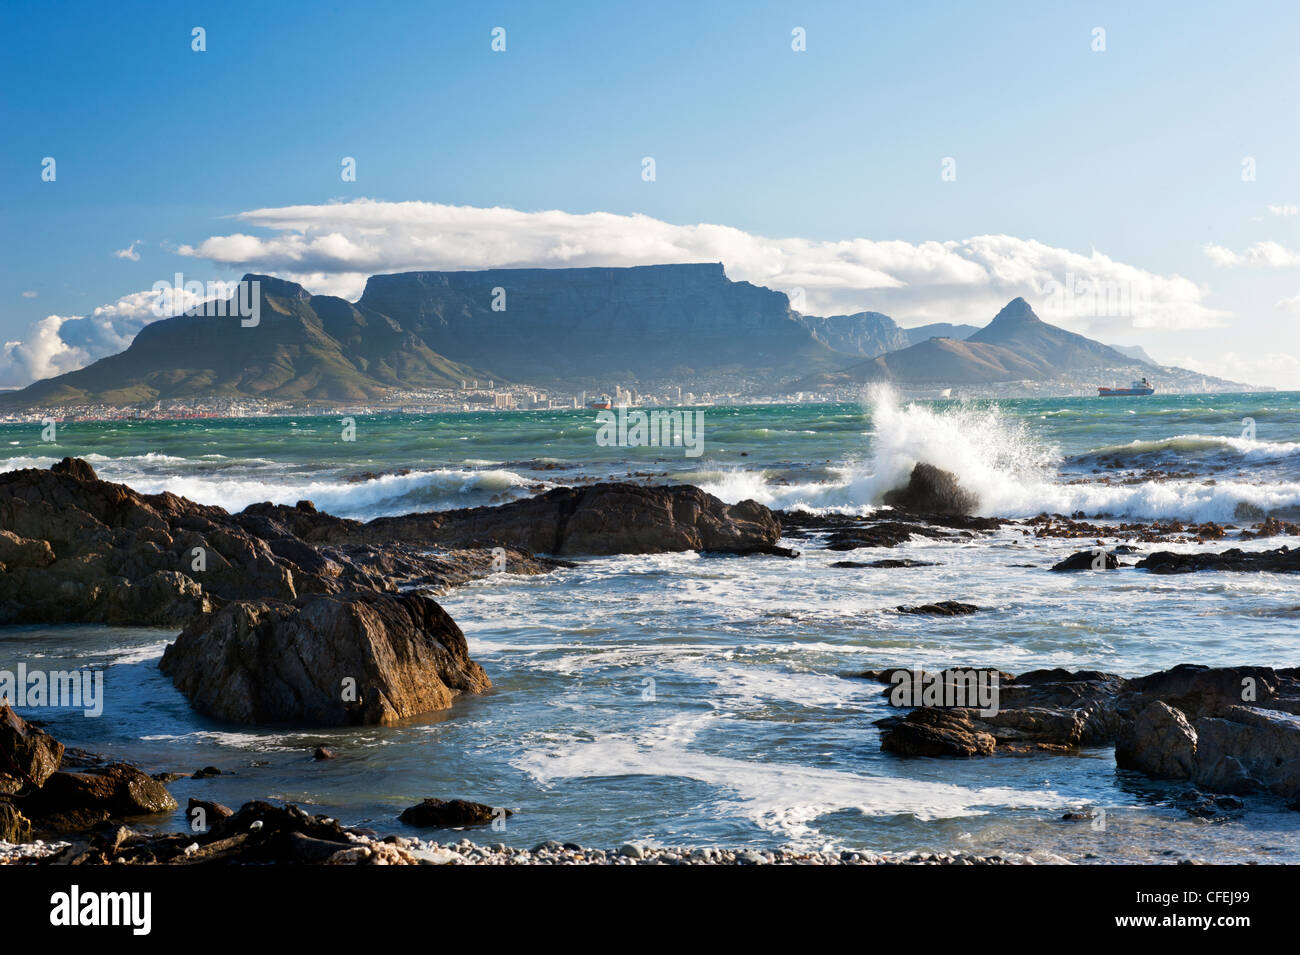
[
  {"x1": 113, "y1": 240, "x2": 143, "y2": 261},
  {"x1": 0, "y1": 286, "x2": 215, "y2": 388},
  {"x1": 1268, "y1": 203, "x2": 1299, "y2": 216},
  {"x1": 21, "y1": 291, "x2": 37, "y2": 299},
  {"x1": 176, "y1": 199, "x2": 1226, "y2": 332},
  {"x1": 1204, "y1": 240, "x2": 1300, "y2": 268},
  {"x1": 1276, "y1": 293, "x2": 1300, "y2": 314},
  {"x1": 1168, "y1": 351, "x2": 1300, "y2": 390}
]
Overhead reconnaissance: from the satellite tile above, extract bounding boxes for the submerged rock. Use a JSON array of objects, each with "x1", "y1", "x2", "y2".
[
  {"x1": 159, "y1": 591, "x2": 491, "y2": 726},
  {"x1": 398, "y1": 798, "x2": 510, "y2": 829},
  {"x1": 896, "y1": 600, "x2": 980, "y2": 616}
]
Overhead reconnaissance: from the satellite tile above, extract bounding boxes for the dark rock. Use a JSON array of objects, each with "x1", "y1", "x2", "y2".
[
  {"x1": 896, "y1": 601, "x2": 980, "y2": 616},
  {"x1": 1115, "y1": 701, "x2": 1197, "y2": 779},
  {"x1": 0, "y1": 704, "x2": 65, "y2": 794},
  {"x1": 877, "y1": 708, "x2": 997, "y2": 757},
  {"x1": 826, "y1": 522, "x2": 950, "y2": 550},
  {"x1": 0, "y1": 801, "x2": 32, "y2": 842},
  {"x1": 1051, "y1": 549, "x2": 1120, "y2": 571},
  {"x1": 313, "y1": 746, "x2": 337, "y2": 760},
  {"x1": 882, "y1": 463, "x2": 978, "y2": 516},
  {"x1": 186, "y1": 798, "x2": 234, "y2": 830},
  {"x1": 51, "y1": 457, "x2": 98, "y2": 482},
  {"x1": 24, "y1": 763, "x2": 178, "y2": 826},
  {"x1": 1137, "y1": 546, "x2": 1300, "y2": 574},
  {"x1": 398, "y1": 798, "x2": 510, "y2": 828},
  {"x1": 192, "y1": 766, "x2": 222, "y2": 779},
  {"x1": 273, "y1": 482, "x2": 781, "y2": 557},
  {"x1": 0, "y1": 459, "x2": 568, "y2": 628},
  {"x1": 159, "y1": 591, "x2": 490, "y2": 726}
]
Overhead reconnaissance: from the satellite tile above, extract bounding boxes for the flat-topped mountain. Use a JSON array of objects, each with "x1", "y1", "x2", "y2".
[
  {"x1": 1, "y1": 264, "x2": 862, "y2": 406},
  {"x1": 356, "y1": 263, "x2": 844, "y2": 387},
  {"x1": 1, "y1": 270, "x2": 1250, "y2": 406}
]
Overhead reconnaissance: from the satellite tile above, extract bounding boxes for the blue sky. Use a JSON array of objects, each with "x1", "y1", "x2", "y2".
[{"x1": 4, "y1": 0, "x2": 1300, "y2": 387}]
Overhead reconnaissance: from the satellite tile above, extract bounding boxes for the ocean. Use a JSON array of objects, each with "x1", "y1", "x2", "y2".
[{"x1": 4, "y1": 387, "x2": 1300, "y2": 862}]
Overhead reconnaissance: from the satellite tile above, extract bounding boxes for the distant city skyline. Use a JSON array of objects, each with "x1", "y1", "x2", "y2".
[{"x1": 4, "y1": 0, "x2": 1300, "y2": 388}]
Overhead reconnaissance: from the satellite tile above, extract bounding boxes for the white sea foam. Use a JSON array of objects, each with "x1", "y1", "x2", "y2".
[
  {"x1": 695, "y1": 386, "x2": 1300, "y2": 521},
  {"x1": 513, "y1": 713, "x2": 1072, "y2": 841}
]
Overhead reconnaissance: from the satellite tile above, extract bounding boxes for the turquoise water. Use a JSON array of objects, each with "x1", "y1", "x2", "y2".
[{"x1": 3, "y1": 390, "x2": 1300, "y2": 861}]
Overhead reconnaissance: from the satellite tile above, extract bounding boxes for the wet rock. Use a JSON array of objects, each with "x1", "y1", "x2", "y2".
[
  {"x1": 282, "y1": 482, "x2": 783, "y2": 557},
  {"x1": 51, "y1": 457, "x2": 99, "y2": 482},
  {"x1": 398, "y1": 799, "x2": 509, "y2": 828},
  {"x1": 1193, "y1": 706, "x2": 1300, "y2": 797},
  {"x1": 313, "y1": 746, "x2": 337, "y2": 760},
  {"x1": 187, "y1": 798, "x2": 234, "y2": 830},
  {"x1": 896, "y1": 600, "x2": 980, "y2": 616},
  {"x1": 1137, "y1": 546, "x2": 1300, "y2": 574},
  {"x1": 1050, "y1": 550, "x2": 1120, "y2": 571},
  {"x1": 882, "y1": 463, "x2": 978, "y2": 516},
  {"x1": 0, "y1": 459, "x2": 569, "y2": 628},
  {"x1": 192, "y1": 766, "x2": 222, "y2": 779},
  {"x1": 0, "y1": 801, "x2": 32, "y2": 842},
  {"x1": 826, "y1": 522, "x2": 950, "y2": 550},
  {"x1": 159, "y1": 591, "x2": 490, "y2": 726},
  {"x1": 24, "y1": 763, "x2": 178, "y2": 827},
  {"x1": 0, "y1": 704, "x2": 65, "y2": 794},
  {"x1": 877, "y1": 708, "x2": 997, "y2": 757},
  {"x1": 1115, "y1": 701, "x2": 1198, "y2": 779}
]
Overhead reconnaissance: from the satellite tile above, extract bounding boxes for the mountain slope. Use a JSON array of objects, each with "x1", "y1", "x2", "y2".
[
  {"x1": 904, "y1": 322, "x2": 979, "y2": 345},
  {"x1": 966, "y1": 298, "x2": 1132, "y2": 369},
  {"x1": 796, "y1": 311, "x2": 909, "y2": 358},
  {"x1": 789, "y1": 297, "x2": 1247, "y2": 392},
  {"x1": 0, "y1": 276, "x2": 495, "y2": 406}
]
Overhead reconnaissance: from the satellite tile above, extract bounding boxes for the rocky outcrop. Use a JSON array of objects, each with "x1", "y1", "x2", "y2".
[
  {"x1": 253, "y1": 482, "x2": 783, "y2": 557},
  {"x1": 399, "y1": 798, "x2": 510, "y2": 829},
  {"x1": 1137, "y1": 546, "x2": 1300, "y2": 574},
  {"x1": 868, "y1": 664, "x2": 1300, "y2": 799},
  {"x1": 23, "y1": 764, "x2": 178, "y2": 830},
  {"x1": 1051, "y1": 549, "x2": 1120, "y2": 571},
  {"x1": 0, "y1": 459, "x2": 568, "y2": 627},
  {"x1": 1, "y1": 707, "x2": 178, "y2": 834},
  {"x1": 0, "y1": 704, "x2": 65, "y2": 794},
  {"x1": 882, "y1": 464, "x2": 978, "y2": 516},
  {"x1": 159, "y1": 592, "x2": 491, "y2": 726},
  {"x1": 873, "y1": 668, "x2": 1121, "y2": 757}
]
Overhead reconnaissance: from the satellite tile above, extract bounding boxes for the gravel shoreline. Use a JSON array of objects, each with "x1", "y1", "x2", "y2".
[{"x1": 1, "y1": 834, "x2": 1035, "y2": 865}]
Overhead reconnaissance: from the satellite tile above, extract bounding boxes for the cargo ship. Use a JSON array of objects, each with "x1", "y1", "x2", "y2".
[
  {"x1": 1097, "y1": 377, "x2": 1155, "y2": 397},
  {"x1": 586, "y1": 396, "x2": 612, "y2": 410}
]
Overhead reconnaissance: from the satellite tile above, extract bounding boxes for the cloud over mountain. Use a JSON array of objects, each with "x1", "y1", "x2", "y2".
[{"x1": 178, "y1": 200, "x2": 1224, "y2": 332}]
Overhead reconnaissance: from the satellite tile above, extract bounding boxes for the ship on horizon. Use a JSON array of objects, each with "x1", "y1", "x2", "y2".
[{"x1": 1098, "y1": 377, "x2": 1156, "y2": 397}]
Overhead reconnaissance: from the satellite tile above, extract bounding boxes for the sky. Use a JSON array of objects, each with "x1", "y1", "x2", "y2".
[{"x1": 3, "y1": 0, "x2": 1300, "y2": 388}]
